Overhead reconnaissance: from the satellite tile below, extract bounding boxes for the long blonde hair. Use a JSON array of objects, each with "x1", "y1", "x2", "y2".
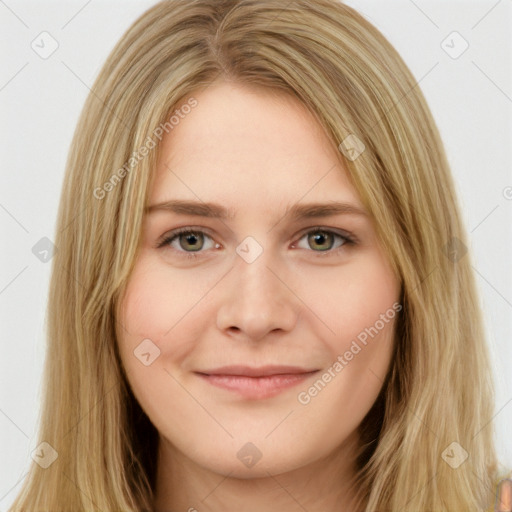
[{"x1": 9, "y1": 0, "x2": 506, "y2": 510}]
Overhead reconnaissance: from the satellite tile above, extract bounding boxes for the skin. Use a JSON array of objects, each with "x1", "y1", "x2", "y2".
[
  {"x1": 496, "y1": 479, "x2": 512, "y2": 512},
  {"x1": 116, "y1": 79, "x2": 402, "y2": 512}
]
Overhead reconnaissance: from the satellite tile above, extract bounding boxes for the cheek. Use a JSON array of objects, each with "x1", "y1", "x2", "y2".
[
  {"x1": 116, "y1": 254, "x2": 221, "y2": 388},
  {"x1": 303, "y1": 251, "x2": 400, "y2": 348},
  {"x1": 118, "y1": 257, "x2": 208, "y2": 342},
  {"x1": 294, "y1": 251, "x2": 400, "y2": 417},
  {"x1": 115, "y1": 259, "x2": 203, "y2": 425},
  {"x1": 302, "y1": 252, "x2": 399, "y2": 413}
]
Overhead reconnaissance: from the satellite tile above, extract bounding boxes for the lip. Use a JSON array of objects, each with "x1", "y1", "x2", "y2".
[{"x1": 195, "y1": 365, "x2": 319, "y2": 400}]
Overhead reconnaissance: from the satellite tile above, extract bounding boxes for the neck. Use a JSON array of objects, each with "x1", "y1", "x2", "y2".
[{"x1": 152, "y1": 432, "x2": 364, "y2": 512}]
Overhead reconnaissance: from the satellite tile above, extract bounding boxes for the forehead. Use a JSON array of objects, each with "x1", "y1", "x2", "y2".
[{"x1": 150, "y1": 80, "x2": 362, "y2": 211}]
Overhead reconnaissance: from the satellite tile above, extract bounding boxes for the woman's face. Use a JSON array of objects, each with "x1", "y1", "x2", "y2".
[{"x1": 117, "y1": 80, "x2": 401, "y2": 478}]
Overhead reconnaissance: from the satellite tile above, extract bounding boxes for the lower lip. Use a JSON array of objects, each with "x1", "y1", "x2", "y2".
[{"x1": 196, "y1": 372, "x2": 318, "y2": 400}]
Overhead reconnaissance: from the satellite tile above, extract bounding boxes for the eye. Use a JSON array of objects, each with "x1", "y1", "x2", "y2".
[
  {"x1": 156, "y1": 226, "x2": 356, "y2": 260},
  {"x1": 157, "y1": 227, "x2": 218, "y2": 260},
  {"x1": 292, "y1": 227, "x2": 356, "y2": 257}
]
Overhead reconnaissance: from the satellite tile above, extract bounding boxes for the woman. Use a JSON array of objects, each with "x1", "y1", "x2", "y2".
[{"x1": 9, "y1": 0, "x2": 509, "y2": 510}]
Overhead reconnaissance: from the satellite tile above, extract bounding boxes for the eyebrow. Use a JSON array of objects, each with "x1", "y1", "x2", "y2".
[{"x1": 145, "y1": 199, "x2": 368, "y2": 220}]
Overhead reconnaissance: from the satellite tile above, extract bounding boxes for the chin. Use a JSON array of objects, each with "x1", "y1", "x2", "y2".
[
  {"x1": 206, "y1": 459, "x2": 299, "y2": 479},
  {"x1": 195, "y1": 444, "x2": 309, "y2": 479}
]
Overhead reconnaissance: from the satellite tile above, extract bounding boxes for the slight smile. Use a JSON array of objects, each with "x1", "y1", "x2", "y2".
[{"x1": 194, "y1": 365, "x2": 320, "y2": 400}]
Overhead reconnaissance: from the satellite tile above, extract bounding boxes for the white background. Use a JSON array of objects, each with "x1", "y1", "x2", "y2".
[{"x1": 1, "y1": 0, "x2": 511, "y2": 508}]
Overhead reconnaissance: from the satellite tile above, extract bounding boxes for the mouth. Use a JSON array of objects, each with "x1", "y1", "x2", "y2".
[{"x1": 194, "y1": 365, "x2": 320, "y2": 400}]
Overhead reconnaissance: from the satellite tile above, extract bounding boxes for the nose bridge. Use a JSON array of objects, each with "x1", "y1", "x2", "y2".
[
  {"x1": 237, "y1": 245, "x2": 279, "y2": 302},
  {"x1": 216, "y1": 239, "x2": 298, "y2": 340}
]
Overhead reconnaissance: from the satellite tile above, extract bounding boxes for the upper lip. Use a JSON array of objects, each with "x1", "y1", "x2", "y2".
[{"x1": 196, "y1": 365, "x2": 319, "y2": 377}]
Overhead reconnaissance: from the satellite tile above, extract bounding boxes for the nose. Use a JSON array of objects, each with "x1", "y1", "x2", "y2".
[{"x1": 216, "y1": 246, "x2": 299, "y2": 342}]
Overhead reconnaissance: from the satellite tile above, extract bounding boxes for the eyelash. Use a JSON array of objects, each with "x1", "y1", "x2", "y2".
[{"x1": 156, "y1": 226, "x2": 357, "y2": 261}]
